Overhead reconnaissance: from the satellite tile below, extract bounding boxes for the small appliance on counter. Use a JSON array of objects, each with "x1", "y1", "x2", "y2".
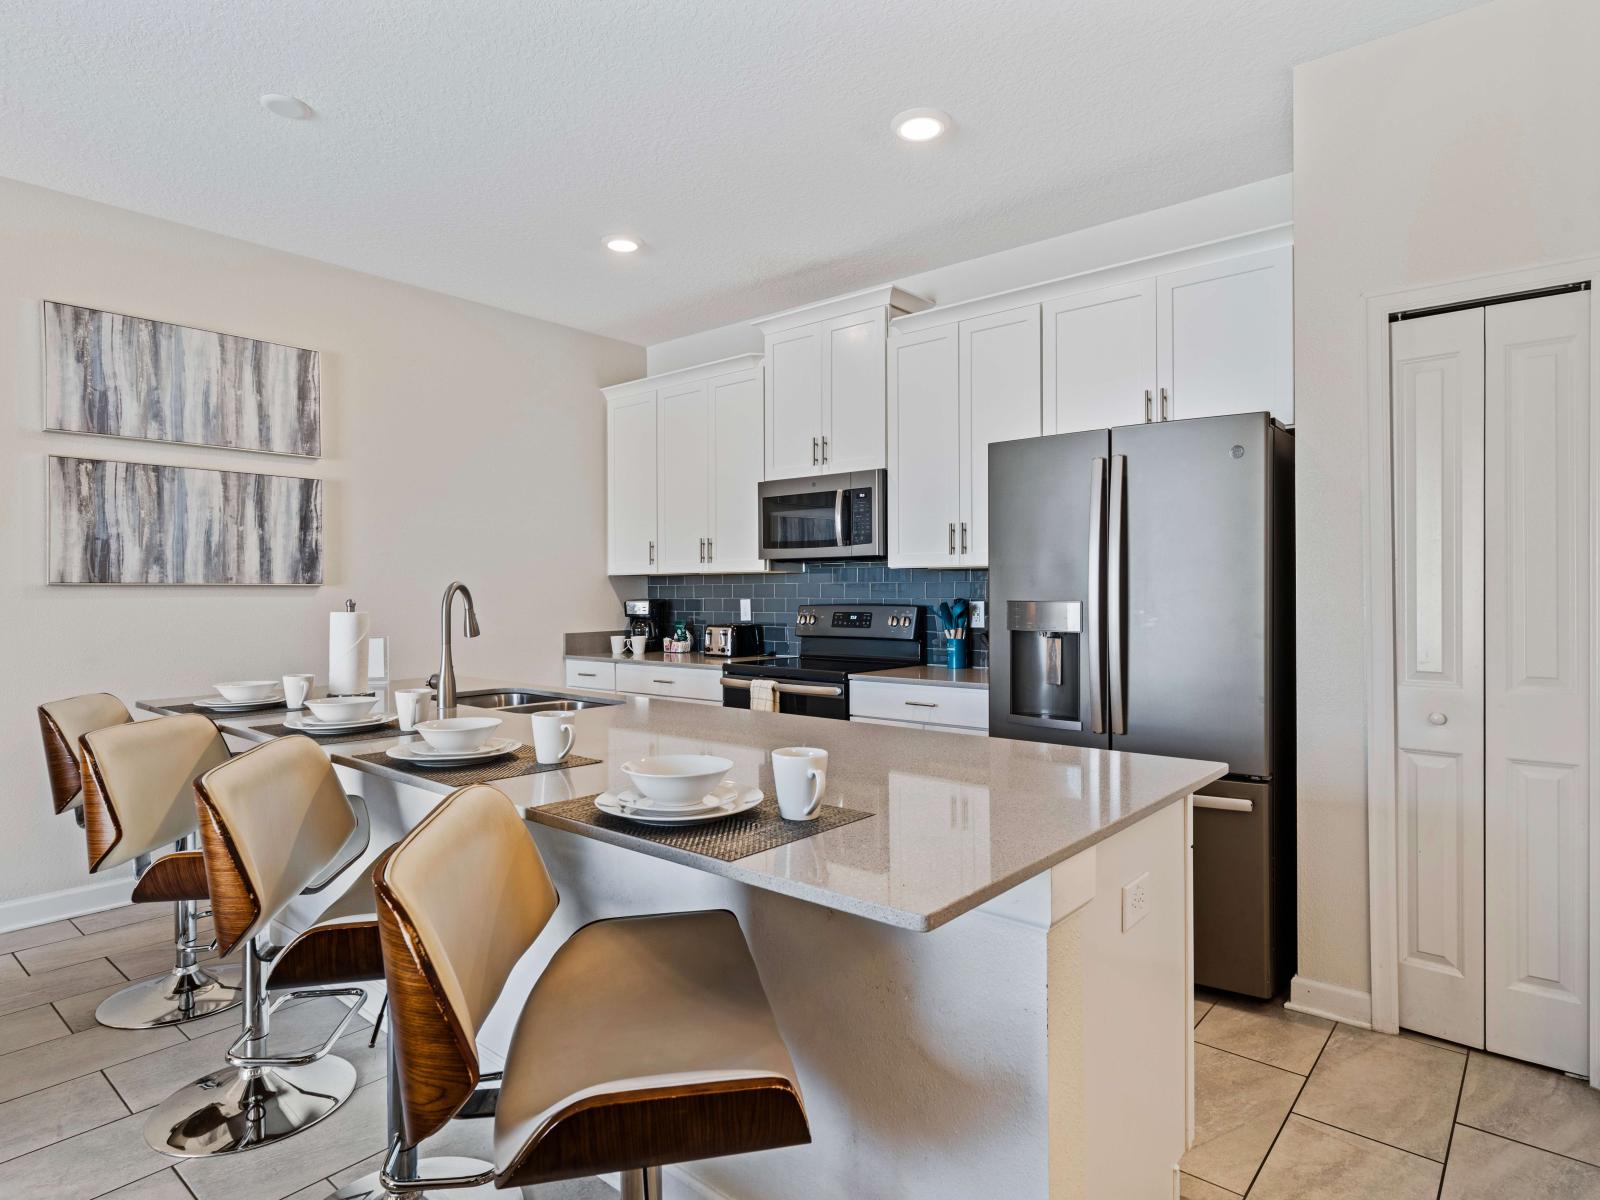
[
  {"x1": 623, "y1": 598, "x2": 670, "y2": 652},
  {"x1": 703, "y1": 623, "x2": 764, "y2": 657}
]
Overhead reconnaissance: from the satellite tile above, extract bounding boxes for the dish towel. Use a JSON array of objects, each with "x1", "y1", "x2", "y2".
[{"x1": 749, "y1": 679, "x2": 777, "y2": 713}]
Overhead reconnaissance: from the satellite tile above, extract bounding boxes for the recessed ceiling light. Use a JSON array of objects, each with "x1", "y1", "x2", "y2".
[
  {"x1": 259, "y1": 93, "x2": 314, "y2": 120},
  {"x1": 892, "y1": 108, "x2": 951, "y2": 142},
  {"x1": 604, "y1": 235, "x2": 641, "y2": 254}
]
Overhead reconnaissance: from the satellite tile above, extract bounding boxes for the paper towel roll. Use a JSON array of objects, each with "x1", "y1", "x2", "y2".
[{"x1": 328, "y1": 610, "x2": 371, "y2": 696}]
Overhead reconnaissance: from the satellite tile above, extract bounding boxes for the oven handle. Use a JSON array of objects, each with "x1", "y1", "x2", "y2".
[{"x1": 720, "y1": 678, "x2": 844, "y2": 699}]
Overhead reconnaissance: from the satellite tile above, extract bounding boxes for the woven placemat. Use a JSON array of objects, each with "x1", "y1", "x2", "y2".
[
  {"x1": 164, "y1": 700, "x2": 291, "y2": 718},
  {"x1": 530, "y1": 795, "x2": 872, "y2": 862},
  {"x1": 351, "y1": 745, "x2": 600, "y2": 786},
  {"x1": 255, "y1": 719, "x2": 402, "y2": 744}
]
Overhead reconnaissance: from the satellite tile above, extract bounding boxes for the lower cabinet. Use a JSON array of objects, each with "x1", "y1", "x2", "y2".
[
  {"x1": 564, "y1": 659, "x2": 616, "y2": 690},
  {"x1": 849, "y1": 681, "x2": 989, "y2": 733},
  {"x1": 614, "y1": 663, "x2": 725, "y2": 704}
]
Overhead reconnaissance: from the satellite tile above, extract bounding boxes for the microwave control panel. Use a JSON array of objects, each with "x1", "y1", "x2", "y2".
[{"x1": 845, "y1": 488, "x2": 876, "y2": 545}]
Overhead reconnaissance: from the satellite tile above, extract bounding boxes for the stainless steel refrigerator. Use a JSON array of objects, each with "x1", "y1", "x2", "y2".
[{"x1": 988, "y1": 412, "x2": 1294, "y2": 998}]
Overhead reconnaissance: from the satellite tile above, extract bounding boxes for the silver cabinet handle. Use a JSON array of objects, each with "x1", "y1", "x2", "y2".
[
  {"x1": 821, "y1": 436, "x2": 829, "y2": 464},
  {"x1": 1087, "y1": 457, "x2": 1106, "y2": 734},
  {"x1": 706, "y1": 537, "x2": 713, "y2": 561},
  {"x1": 813, "y1": 437, "x2": 820, "y2": 466},
  {"x1": 904, "y1": 700, "x2": 938, "y2": 709},
  {"x1": 651, "y1": 678, "x2": 675, "y2": 685},
  {"x1": 648, "y1": 540, "x2": 655, "y2": 566},
  {"x1": 1108, "y1": 454, "x2": 1126, "y2": 735},
  {"x1": 1428, "y1": 712, "x2": 1447, "y2": 726},
  {"x1": 1194, "y1": 793, "x2": 1253, "y2": 813},
  {"x1": 699, "y1": 537, "x2": 706, "y2": 563},
  {"x1": 1144, "y1": 389, "x2": 1153, "y2": 423},
  {"x1": 960, "y1": 522, "x2": 968, "y2": 554},
  {"x1": 577, "y1": 671, "x2": 597, "y2": 678},
  {"x1": 1160, "y1": 387, "x2": 1170, "y2": 421},
  {"x1": 948, "y1": 522, "x2": 956, "y2": 555}
]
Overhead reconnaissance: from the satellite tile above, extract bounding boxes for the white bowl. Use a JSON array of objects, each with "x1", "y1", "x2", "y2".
[
  {"x1": 414, "y1": 716, "x2": 503, "y2": 754},
  {"x1": 304, "y1": 694, "x2": 380, "y2": 723},
  {"x1": 620, "y1": 754, "x2": 733, "y2": 808},
  {"x1": 214, "y1": 680, "x2": 279, "y2": 703}
]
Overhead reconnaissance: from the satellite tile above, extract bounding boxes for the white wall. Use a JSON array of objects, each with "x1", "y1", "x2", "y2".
[
  {"x1": 1293, "y1": 0, "x2": 1600, "y2": 1002},
  {"x1": 646, "y1": 174, "x2": 1292, "y2": 374},
  {"x1": 1, "y1": 176, "x2": 643, "y2": 915}
]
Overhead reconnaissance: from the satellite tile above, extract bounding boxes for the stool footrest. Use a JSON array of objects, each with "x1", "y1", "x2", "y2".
[
  {"x1": 224, "y1": 986, "x2": 365, "y2": 1068},
  {"x1": 380, "y1": 1135, "x2": 497, "y2": 1194}
]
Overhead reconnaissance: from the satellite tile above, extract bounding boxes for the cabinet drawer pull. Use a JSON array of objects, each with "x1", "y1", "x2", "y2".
[
  {"x1": 651, "y1": 679, "x2": 676, "y2": 685},
  {"x1": 577, "y1": 671, "x2": 597, "y2": 678},
  {"x1": 904, "y1": 700, "x2": 938, "y2": 709}
]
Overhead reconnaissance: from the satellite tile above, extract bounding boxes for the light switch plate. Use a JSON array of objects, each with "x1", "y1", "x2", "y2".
[
  {"x1": 971, "y1": 600, "x2": 987, "y2": 629},
  {"x1": 1121, "y1": 872, "x2": 1150, "y2": 932},
  {"x1": 739, "y1": 598, "x2": 752, "y2": 621}
]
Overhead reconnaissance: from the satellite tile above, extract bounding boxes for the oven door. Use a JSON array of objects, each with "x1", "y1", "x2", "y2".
[
  {"x1": 721, "y1": 677, "x2": 849, "y2": 720},
  {"x1": 759, "y1": 475, "x2": 848, "y2": 560}
]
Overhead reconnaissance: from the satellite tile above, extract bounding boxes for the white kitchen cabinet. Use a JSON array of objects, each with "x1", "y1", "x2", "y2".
[
  {"x1": 606, "y1": 389, "x2": 658, "y2": 574},
  {"x1": 887, "y1": 323, "x2": 961, "y2": 567},
  {"x1": 850, "y1": 679, "x2": 989, "y2": 730},
  {"x1": 757, "y1": 286, "x2": 929, "y2": 479},
  {"x1": 1157, "y1": 246, "x2": 1293, "y2": 424},
  {"x1": 887, "y1": 305, "x2": 1040, "y2": 568},
  {"x1": 1043, "y1": 279, "x2": 1156, "y2": 434},
  {"x1": 615, "y1": 662, "x2": 725, "y2": 703},
  {"x1": 603, "y1": 354, "x2": 764, "y2": 576},
  {"x1": 960, "y1": 305, "x2": 1041, "y2": 566},
  {"x1": 656, "y1": 379, "x2": 712, "y2": 573},
  {"x1": 564, "y1": 659, "x2": 617, "y2": 691}
]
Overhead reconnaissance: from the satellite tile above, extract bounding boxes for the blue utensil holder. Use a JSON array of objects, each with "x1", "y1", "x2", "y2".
[{"x1": 944, "y1": 631, "x2": 969, "y2": 670}]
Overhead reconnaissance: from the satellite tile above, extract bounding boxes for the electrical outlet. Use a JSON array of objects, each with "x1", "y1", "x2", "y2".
[
  {"x1": 739, "y1": 598, "x2": 752, "y2": 621},
  {"x1": 971, "y1": 600, "x2": 987, "y2": 629},
  {"x1": 1121, "y1": 872, "x2": 1150, "y2": 932}
]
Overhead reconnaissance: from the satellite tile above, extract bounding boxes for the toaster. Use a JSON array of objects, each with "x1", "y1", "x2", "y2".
[{"x1": 704, "y1": 623, "x2": 764, "y2": 657}]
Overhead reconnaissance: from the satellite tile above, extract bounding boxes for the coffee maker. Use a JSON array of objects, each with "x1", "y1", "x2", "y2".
[{"x1": 623, "y1": 598, "x2": 671, "y2": 652}]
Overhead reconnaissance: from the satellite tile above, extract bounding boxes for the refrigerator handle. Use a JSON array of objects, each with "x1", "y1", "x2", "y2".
[
  {"x1": 1087, "y1": 457, "x2": 1106, "y2": 734},
  {"x1": 1108, "y1": 454, "x2": 1127, "y2": 735}
]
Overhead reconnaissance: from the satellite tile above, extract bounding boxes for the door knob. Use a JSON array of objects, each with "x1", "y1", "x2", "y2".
[{"x1": 1428, "y1": 712, "x2": 1447, "y2": 726}]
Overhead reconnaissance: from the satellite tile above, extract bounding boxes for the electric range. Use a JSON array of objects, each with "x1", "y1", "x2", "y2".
[{"x1": 721, "y1": 603, "x2": 925, "y2": 720}]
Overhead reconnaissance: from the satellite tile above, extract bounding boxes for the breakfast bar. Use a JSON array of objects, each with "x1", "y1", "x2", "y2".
[{"x1": 140, "y1": 679, "x2": 1223, "y2": 1200}]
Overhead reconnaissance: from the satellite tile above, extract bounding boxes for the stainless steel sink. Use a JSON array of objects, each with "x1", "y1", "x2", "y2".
[{"x1": 454, "y1": 688, "x2": 618, "y2": 713}]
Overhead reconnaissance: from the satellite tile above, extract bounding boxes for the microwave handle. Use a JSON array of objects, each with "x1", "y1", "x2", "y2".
[{"x1": 835, "y1": 488, "x2": 847, "y2": 547}]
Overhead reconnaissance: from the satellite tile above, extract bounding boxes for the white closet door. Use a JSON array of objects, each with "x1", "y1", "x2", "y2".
[
  {"x1": 1484, "y1": 290, "x2": 1592, "y2": 1074},
  {"x1": 1392, "y1": 307, "x2": 1486, "y2": 1049}
]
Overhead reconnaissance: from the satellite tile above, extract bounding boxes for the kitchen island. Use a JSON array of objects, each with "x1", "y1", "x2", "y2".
[{"x1": 141, "y1": 679, "x2": 1223, "y2": 1200}]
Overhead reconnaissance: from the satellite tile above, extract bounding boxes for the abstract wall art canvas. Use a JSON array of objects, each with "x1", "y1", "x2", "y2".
[
  {"x1": 43, "y1": 302, "x2": 321, "y2": 457},
  {"x1": 48, "y1": 456, "x2": 323, "y2": 585}
]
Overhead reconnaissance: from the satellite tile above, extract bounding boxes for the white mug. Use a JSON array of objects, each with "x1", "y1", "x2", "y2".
[
  {"x1": 627, "y1": 635, "x2": 649, "y2": 657},
  {"x1": 610, "y1": 635, "x2": 627, "y2": 656},
  {"x1": 395, "y1": 688, "x2": 433, "y2": 732},
  {"x1": 771, "y1": 746, "x2": 828, "y2": 822},
  {"x1": 531, "y1": 711, "x2": 576, "y2": 765},
  {"x1": 283, "y1": 673, "x2": 315, "y2": 710}
]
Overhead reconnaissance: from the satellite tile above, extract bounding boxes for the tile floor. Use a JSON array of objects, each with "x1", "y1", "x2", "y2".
[
  {"x1": 0, "y1": 907, "x2": 608, "y2": 1200},
  {"x1": 1184, "y1": 989, "x2": 1600, "y2": 1198}
]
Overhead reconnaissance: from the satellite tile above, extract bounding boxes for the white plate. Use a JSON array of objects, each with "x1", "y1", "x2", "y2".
[
  {"x1": 283, "y1": 712, "x2": 397, "y2": 734},
  {"x1": 594, "y1": 782, "x2": 763, "y2": 826},
  {"x1": 385, "y1": 737, "x2": 519, "y2": 767},
  {"x1": 193, "y1": 692, "x2": 285, "y2": 712}
]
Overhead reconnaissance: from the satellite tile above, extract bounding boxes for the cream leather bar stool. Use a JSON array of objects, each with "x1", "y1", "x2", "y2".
[
  {"x1": 72, "y1": 711, "x2": 244, "y2": 1028},
  {"x1": 37, "y1": 692, "x2": 131, "y2": 824},
  {"x1": 364, "y1": 784, "x2": 809, "y2": 1200},
  {"x1": 146, "y1": 735, "x2": 381, "y2": 1158}
]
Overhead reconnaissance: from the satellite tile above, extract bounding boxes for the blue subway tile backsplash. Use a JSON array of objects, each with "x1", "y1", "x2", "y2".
[{"x1": 647, "y1": 562, "x2": 988, "y2": 666}]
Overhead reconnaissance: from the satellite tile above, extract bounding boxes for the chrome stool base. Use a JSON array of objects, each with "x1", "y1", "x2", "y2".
[
  {"x1": 329, "y1": 1157, "x2": 496, "y2": 1199},
  {"x1": 95, "y1": 963, "x2": 243, "y2": 1030},
  {"x1": 621, "y1": 1167, "x2": 664, "y2": 1200},
  {"x1": 144, "y1": 1056, "x2": 357, "y2": 1157}
]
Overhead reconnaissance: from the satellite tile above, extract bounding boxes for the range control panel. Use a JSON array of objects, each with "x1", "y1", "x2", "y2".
[{"x1": 795, "y1": 604, "x2": 922, "y2": 639}]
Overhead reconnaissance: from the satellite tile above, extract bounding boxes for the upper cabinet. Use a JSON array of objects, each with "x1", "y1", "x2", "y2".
[
  {"x1": 603, "y1": 354, "x2": 765, "y2": 576},
  {"x1": 1043, "y1": 278, "x2": 1156, "y2": 433},
  {"x1": 756, "y1": 286, "x2": 929, "y2": 479}
]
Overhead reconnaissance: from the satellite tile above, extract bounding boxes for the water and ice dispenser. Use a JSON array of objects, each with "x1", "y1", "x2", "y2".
[{"x1": 1005, "y1": 600, "x2": 1083, "y2": 728}]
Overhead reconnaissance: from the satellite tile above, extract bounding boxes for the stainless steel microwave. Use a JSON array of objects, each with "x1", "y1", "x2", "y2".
[{"x1": 758, "y1": 469, "x2": 886, "y2": 560}]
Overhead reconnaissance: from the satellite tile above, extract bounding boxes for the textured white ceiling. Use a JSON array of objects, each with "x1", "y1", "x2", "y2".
[{"x1": 0, "y1": 0, "x2": 1486, "y2": 345}]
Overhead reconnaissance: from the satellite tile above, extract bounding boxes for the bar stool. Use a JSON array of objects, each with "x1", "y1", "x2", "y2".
[
  {"x1": 37, "y1": 693, "x2": 132, "y2": 824},
  {"x1": 365, "y1": 784, "x2": 809, "y2": 1200},
  {"x1": 146, "y1": 735, "x2": 381, "y2": 1158},
  {"x1": 73, "y1": 712, "x2": 244, "y2": 1028}
]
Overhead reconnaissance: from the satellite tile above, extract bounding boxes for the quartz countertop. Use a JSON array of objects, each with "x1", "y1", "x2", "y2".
[
  {"x1": 853, "y1": 665, "x2": 989, "y2": 690},
  {"x1": 565, "y1": 650, "x2": 759, "y2": 671},
  {"x1": 140, "y1": 676, "x2": 1222, "y2": 933}
]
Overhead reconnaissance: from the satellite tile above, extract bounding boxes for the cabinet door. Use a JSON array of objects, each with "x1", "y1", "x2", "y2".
[
  {"x1": 822, "y1": 309, "x2": 888, "y2": 472},
  {"x1": 887, "y1": 324, "x2": 961, "y2": 568},
  {"x1": 1043, "y1": 279, "x2": 1155, "y2": 434},
  {"x1": 1157, "y1": 246, "x2": 1293, "y2": 423},
  {"x1": 607, "y1": 391, "x2": 658, "y2": 574},
  {"x1": 960, "y1": 305, "x2": 1041, "y2": 566},
  {"x1": 708, "y1": 366, "x2": 766, "y2": 572},
  {"x1": 766, "y1": 325, "x2": 823, "y2": 478},
  {"x1": 655, "y1": 380, "x2": 712, "y2": 574}
]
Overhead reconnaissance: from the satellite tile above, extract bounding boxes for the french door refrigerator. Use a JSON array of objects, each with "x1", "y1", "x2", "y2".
[{"x1": 988, "y1": 412, "x2": 1294, "y2": 998}]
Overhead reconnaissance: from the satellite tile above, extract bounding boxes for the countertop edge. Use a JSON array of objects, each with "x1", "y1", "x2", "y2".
[
  {"x1": 849, "y1": 668, "x2": 990, "y2": 690},
  {"x1": 564, "y1": 651, "x2": 753, "y2": 671}
]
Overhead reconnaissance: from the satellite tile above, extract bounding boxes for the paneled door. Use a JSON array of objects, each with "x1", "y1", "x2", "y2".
[
  {"x1": 823, "y1": 309, "x2": 888, "y2": 473},
  {"x1": 608, "y1": 391, "x2": 659, "y2": 574},
  {"x1": 960, "y1": 304, "x2": 1041, "y2": 566},
  {"x1": 1483, "y1": 291, "x2": 1591, "y2": 1073},
  {"x1": 708, "y1": 365, "x2": 766, "y2": 572},
  {"x1": 887, "y1": 324, "x2": 961, "y2": 567},
  {"x1": 1391, "y1": 306, "x2": 1487, "y2": 1050},
  {"x1": 766, "y1": 325, "x2": 823, "y2": 478},
  {"x1": 1042, "y1": 279, "x2": 1155, "y2": 434},
  {"x1": 655, "y1": 380, "x2": 712, "y2": 574}
]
